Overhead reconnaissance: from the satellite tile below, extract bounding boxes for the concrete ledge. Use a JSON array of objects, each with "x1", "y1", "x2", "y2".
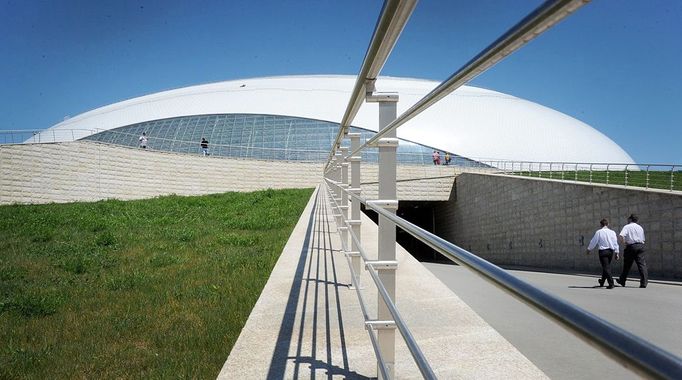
[{"x1": 219, "y1": 186, "x2": 547, "y2": 378}]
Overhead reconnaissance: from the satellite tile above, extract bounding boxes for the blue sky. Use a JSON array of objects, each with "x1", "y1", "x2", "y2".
[{"x1": 1, "y1": 0, "x2": 680, "y2": 163}]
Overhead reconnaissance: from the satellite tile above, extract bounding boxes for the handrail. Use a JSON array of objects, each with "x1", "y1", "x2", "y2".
[
  {"x1": 364, "y1": 198, "x2": 682, "y2": 380},
  {"x1": 325, "y1": 174, "x2": 682, "y2": 379},
  {"x1": 364, "y1": 257, "x2": 436, "y2": 379},
  {"x1": 322, "y1": 188, "x2": 392, "y2": 380},
  {"x1": 0, "y1": 129, "x2": 97, "y2": 144},
  {"x1": 87, "y1": 129, "x2": 331, "y2": 154},
  {"x1": 325, "y1": 0, "x2": 418, "y2": 171},
  {"x1": 324, "y1": 181, "x2": 437, "y2": 379},
  {"x1": 347, "y1": 0, "x2": 589, "y2": 159},
  {"x1": 481, "y1": 159, "x2": 680, "y2": 192},
  {"x1": 474, "y1": 159, "x2": 680, "y2": 168},
  {"x1": 325, "y1": 179, "x2": 373, "y2": 263},
  {"x1": 321, "y1": 0, "x2": 682, "y2": 378}
]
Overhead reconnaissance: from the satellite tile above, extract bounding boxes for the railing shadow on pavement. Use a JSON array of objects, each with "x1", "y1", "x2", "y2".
[{"x1": 267, "y1": 190, "x2": 369, "y2": 379}]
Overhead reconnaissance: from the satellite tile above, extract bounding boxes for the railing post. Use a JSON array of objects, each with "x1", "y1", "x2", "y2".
[
  {"x1": 348, "y1": 132, "x2": 363, "y2": 289},
  {"x1": 334, "y1": 151, "x2": 344, "y2": 224},
  {"x1": 367, "y1": 91, "x2": 399, "y2": 379},
  {"x1": 340, "y1": 146, "x2": 350, "y2": 252},
  {"x1": 624, "y1": 164, "x2": 629, "y2": 187},
  {"x1": 646, "y1": 165, "x2": 650, "y2": 189},
  {"x1": 671, "y1": 166, "x2": 676, "y2": 191},
  {"x1": 606, "y1": 164, "x2": 610, "y2": 184}
]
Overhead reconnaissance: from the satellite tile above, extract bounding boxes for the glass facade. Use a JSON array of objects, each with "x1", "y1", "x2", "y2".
[{"x1": 83, "y1": 113, "x2": 483, "y2": 166}]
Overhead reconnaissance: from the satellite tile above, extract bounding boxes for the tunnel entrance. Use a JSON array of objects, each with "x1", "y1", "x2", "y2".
[{"x1": 361, "y1": 201, "x2": 453, "y2": 263}]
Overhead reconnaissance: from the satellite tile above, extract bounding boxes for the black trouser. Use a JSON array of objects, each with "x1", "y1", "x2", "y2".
[
  {"x1": 619, "y1": 243, "x2": 647, "y2": 287},
  {"x1": 598, "y1": 249, "x2": 614, "y2": 287}
]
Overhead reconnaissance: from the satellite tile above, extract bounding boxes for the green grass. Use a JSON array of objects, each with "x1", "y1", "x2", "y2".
[
  {"x1": 514, "y1": 170, "x2": 682, "y2": 191},
  {"x1": 0, "y1": 188, "x2": 313, "y2": 379}
]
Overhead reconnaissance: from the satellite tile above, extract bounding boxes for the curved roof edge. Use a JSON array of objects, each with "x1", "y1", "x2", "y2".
[{"x1": 46, "y1": 75, "x2": 635, "y2": 165}]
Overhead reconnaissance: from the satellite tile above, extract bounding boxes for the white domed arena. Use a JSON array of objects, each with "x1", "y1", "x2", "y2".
[
  {"x1": 2, "y1": 74, "x2": 635, "y2": 205},
  {"x1": 41, "y1": 75, "x2": 634, "y2": 165}
]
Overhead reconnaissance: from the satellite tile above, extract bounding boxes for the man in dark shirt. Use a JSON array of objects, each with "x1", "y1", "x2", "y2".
[{"x1": 201, "y1": 137, "x2": 209, "y2": 156}]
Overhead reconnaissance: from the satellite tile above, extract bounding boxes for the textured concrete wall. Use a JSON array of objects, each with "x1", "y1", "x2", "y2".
[
  {"x1": 360, "y1": 163, "x2": 466, "y2": 201},
  {"x1": 0, "y1": 142, "x2": 464, "y2": 204},
  {"x1": 0, "y1": 141, "x2": 322, "y2": 204},
  {"x1": 435, "y1": 173, "x2": 682, "y2": 279}
]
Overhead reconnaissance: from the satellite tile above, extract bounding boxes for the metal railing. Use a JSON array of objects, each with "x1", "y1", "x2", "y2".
[
  {"x1": 479, "y1": 160, "x2": 680, "y2": 192},
  {"x1": 324, "y1": 177, "x2": 682, "y2": 380},
  {"x1": 323, "y1": 185, "x2": 429, "y2": 379},
  {"x1": 0, "y1": 128, "x2": 488, "y2": 167},
  {"x1": 0, "y1": 129, "x2": 97, "y2": 144},
  {"x1": 323, "y1": 0, "x2": 682, "y2": 379}
]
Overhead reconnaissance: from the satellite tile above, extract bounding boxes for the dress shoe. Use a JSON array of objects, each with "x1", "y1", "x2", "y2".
[
  {"x1": 639, "y1": 285, "x2": 647, "y2": 288},
  {"x1": 616, "y1": 279, "x2": 625, "y2": 287},
  {"x1": 606, "y1": 285, "x2": 614, "y2": 289},
  {"x1": 598, "y1": 279, "x2": 605, "y2": 287}
]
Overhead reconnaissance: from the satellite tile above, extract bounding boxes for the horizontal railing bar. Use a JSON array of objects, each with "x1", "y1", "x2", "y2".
[
  {"x1": 324, "y1": 182, "x2": 373, "y2": 263},
  {"x1": 481, "y1": 160, "x2": 677, "y2": 167},
  {"x1": 0, "y1": 129, "x2": 96, "y2": 133},
  {"x1": 326, "y1": 0, "x2": 418, "y2": 170},
  {"x1": 365, "y1": 201, "x2": 682, "y2": 380},
  {"x1": 347, "y1": 0, "x2": 589, "y2": 160},
  {"x1": 365, "y1": 260, "x2": 437, "y2": 379}
]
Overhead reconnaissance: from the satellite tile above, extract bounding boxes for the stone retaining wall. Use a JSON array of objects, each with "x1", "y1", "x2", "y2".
[
  {"x1": 359, "y1": 163, "x2": 465, "y2": 201},
  {"x1": 0, "y1": 141, "x2": 322, "y2": 204},
  {"x1": 435, "y1": 173, "x2": 682, "y2": 279},
  {"x1": 0, "y1": 141, "x2": 463, "y2": 204}
]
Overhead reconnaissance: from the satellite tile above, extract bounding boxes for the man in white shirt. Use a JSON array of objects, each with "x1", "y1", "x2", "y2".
[
  {"x1": 586, "y1": 218, "x2": 619, "y2": 289},
  {"x1": 617, "y1": 214, "x2": 647, "y2": 288},
  {"x1": 139, "y1": 132, "x2": 148, "y2": 149}
]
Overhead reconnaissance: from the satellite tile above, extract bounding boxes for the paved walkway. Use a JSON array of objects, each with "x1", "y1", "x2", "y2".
[
  {"x1": 425, "y1": 263, "x2": 682, "y2": 380},
  {"x1": 219, "y1": 187, "x2": 547, "y2": 379}
]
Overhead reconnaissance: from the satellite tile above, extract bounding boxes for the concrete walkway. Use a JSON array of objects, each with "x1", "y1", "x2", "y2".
[
  {"x1": 425, "y1": 263, "x2": 682, "y2": 380},
  {"x1": 218, "y1": 187, "x2": 547, "y2": 379}
]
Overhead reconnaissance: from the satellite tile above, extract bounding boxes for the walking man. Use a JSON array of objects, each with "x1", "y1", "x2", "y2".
[
  {"x1": 139, "y1": 132, "x2": 148, "y2": 149},
  {"x1": 586, "y1": 218, "x2": 619, "y2": 289},
  {"x1": 200, "y1": 137, "x2": 209, "y2": 156},
  {"x1": 617, "y1": 214, "x2": 648, "y2": 288}
]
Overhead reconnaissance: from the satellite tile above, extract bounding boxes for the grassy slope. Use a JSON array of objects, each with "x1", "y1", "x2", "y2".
[{"x1": 0, "y1": 188, "x2": 313, "y2": 379}]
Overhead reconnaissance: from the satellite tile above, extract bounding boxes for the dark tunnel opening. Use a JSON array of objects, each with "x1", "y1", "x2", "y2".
[{"x1": 361, "y1": 201, "x2": 454, "y2": 264}]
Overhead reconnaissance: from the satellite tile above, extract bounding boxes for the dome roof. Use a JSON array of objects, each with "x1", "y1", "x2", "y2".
[{"x1": 47, "y1": 75, "x2": 634, "y2": 164}]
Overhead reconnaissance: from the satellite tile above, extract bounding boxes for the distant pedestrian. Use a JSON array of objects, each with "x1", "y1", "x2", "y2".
[
  {"x1": 432, "y1": 151, "x2": 441, "y2": 165},
  {"x1": 200, "y1": 137, "x2": 209, "y2": 156},
  {"x1": 617, "y1": 214, "x2": 648, "y2": 288},
  {"x1": 444, "y1": 152, "x2": 451, "y2": 165},
  {"x1": 586, "y1": 218, "x2": 619, "y2": 289},
  {"x1": 139, "y1": 132, "x2": 148, "y2": 149}
]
